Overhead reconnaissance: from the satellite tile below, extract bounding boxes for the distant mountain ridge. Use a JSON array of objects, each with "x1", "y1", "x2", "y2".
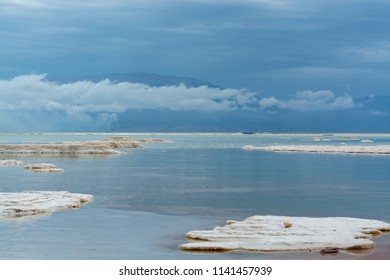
[{"x1": 50, "y1": 72, "x2": 220, "y2": 88}]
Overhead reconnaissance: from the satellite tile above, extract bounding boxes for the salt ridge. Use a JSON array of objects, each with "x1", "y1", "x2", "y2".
[
  {"x1": 242, "y1": 145, "x2": 390, "y2": 155},
  {"x1": 0, "y1": 136, "x2": 169, "y2": 155}
]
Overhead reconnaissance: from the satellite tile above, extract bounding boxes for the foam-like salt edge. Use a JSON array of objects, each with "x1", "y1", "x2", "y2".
[
  {"x1": 179, "y1": 215, "x2": 390, "y2": 254},
  {"x1": 0, "y1": 136, "x2": 169, "y2": 155},
  {"x1": 242, "y1": 145, "x2": 390, "y2": 155},
  {"x1": 24, "y1": 163, "x2": 64, "y2": 173},
  {"x1": 0, "y1": 159, "x2": 23, "y2": 166},
  {"x1": 0, "y1": 191, "x2": 93, "y2": 221},
  {"x1": 1, "y1": 160, "x2": 64, "y2": 172}
]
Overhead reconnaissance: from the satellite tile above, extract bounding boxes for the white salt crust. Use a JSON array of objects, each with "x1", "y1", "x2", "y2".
[
  {"x1": 0, "y1": 191, "x2": 93, "y2": 221},
  {"x1": 180, "y1": 215, "x2": 390, "y2": 254},
  {"x1": 242, "y1": 145, "x2": 390, "y2": 155}
]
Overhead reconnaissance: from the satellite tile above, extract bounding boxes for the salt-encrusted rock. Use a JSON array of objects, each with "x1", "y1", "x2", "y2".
[
  {"x1": 179, "y1": 215, "x2": 390, "y2": 254},
  {"x1": 242, "y1": 145, "x2": 390, "y2": 155},
  {"x1": 99, "y1": 136, "x2": 169, "y2": 146},
  {"x1": 0, "y1": 191, "x2": 93, "y2": 220},
  {"x1": 24, "y1": 163, "x2": 64, "y2": 173},
  {"x1": 0, "y1": 136, "x2": 169, "y2": 155},
  {"x1": 0, "y1": 159, "x2": 23, "y2": 166}
]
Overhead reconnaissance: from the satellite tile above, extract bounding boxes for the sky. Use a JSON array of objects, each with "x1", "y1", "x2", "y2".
[{"x1": 0, "y1": 0, "x2": 389, "y2": 132}]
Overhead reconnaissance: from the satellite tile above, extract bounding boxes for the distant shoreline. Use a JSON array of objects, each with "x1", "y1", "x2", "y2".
[{"x1": 0, "y1": 136, "x2": 168, "y2": 155}]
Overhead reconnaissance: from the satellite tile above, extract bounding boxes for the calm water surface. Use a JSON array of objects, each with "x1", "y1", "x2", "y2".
[{"x1": 0, "y1": 133, "x2": 389, "y2": 259}]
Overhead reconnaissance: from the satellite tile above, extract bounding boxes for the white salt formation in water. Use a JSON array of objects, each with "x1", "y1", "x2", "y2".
[
  {"x1": 242, "y1": 145, "x2": 390, "y2": 155},
  {"x1": 24, "y1": 163, "x2": 64, "y2": 173},
  {"x1": 0, "y1": 159, "x2": 23, "y2": 166},
  {"x1": 0, "y1": 136, "x2": 168, "y2": 155},
  {"x1": 0, "y1": 191, "x2": 93, "y2": 220},
  {"x1": 180, "y1": 215, "x2": 390, "y2": 254}
]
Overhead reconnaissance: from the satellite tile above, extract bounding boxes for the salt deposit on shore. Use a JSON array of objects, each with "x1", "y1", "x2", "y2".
[
  {"x1": 242, "y1": 145, "x2": 390, "y2": 155},
  {"x1": 0, "y1": 159, "x2": 23, "y2": 166},
  {"x1": 24, "y1": 163, "x2": 64, "y2": 173},
  {"x1": 0, "y1": 191, "x2": 93, "y2": 220},
  {"x1": 361, "y1": 139, "x2": 374, "y2": 143},
  {"x1": 1, "y1": 160, "x2": 64, "y2": 172},
  {"x1": 180, "y1": 215, "x2": 390, "y2": 254},
  {"x1": 0, "y1": 136, "x2": 169, "y2": 155}
]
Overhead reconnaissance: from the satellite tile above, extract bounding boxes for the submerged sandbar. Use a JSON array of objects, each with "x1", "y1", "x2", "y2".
[{"x1": 180, "y1": 215, "x2": 390, "y2": 255}]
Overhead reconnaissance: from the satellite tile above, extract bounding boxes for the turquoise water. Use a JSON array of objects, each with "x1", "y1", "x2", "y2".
[{"x1": 0, "y1": 133, "x2": 389, "y2": 259}]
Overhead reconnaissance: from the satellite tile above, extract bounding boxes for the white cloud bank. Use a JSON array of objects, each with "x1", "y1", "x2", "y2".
[
  {"x1": 0, "y1": 74, "x2": 360, "y2": 131},
  {"x1": 0, "y1": 74, "x2": 358, "y2": 114},
  {"x1": 259, "y1": 90, "x2": 356, "y2": 111},
  {"x1": 0, "y1": 74, "x2": 258, "y2": 113}
]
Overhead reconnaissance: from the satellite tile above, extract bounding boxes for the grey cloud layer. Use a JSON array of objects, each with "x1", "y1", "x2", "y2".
[{"x1": 1, "y1": 0, "x2": 388, "y2": 99}]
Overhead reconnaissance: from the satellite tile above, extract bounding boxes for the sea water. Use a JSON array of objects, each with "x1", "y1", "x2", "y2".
[{"x1": 0, "y1": 133, "x2": 389, "y2": 259}]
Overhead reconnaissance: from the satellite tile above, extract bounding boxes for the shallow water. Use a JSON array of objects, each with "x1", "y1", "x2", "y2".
[{"x1": 0, "y1": 133, "x2": 389, "y2": 259}]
